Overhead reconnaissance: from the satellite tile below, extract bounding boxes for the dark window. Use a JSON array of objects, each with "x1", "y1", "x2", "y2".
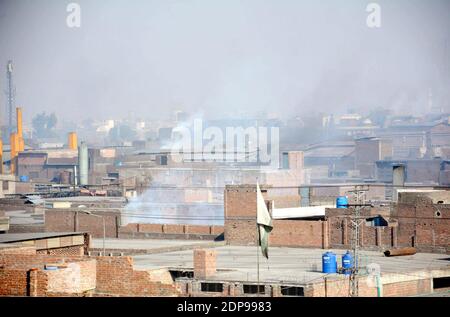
[
  {"x1": 433, "y1": 277, "x2": 450, "y2": 290},
  {"x1": 366, "y1": 216, "x2": 388, "y2": 227},
  {"x1": 108, "y1": 172, "x2": 119, "y2": 179},
  {"x1": 280, "y1": 286, "x2": 304, "y2": 297},
  {"x1": 2, "y1": 181, "x2": 9, "y2": 191},
  {"x1": 201, "y1": 283, "x2": 223, "y2": 293},
  {"x1": 243, "y1": 284, "x2": 265, "y2": 294},
  {"x1": 160, "y1": 155, "x2": 168, "y2": 165},
  {"x1": 282, "y1": 153, "x2": 289, "y2": 169},
  {"x1": 169, "y1": 270, "x2": 194, "y2": 279}
]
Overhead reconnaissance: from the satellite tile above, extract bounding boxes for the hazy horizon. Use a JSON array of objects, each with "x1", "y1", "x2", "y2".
[{"x1": 0, "y1": 0, "x2": 449, "y2": 124}]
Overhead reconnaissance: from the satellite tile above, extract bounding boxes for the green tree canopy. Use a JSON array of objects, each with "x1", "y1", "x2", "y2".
[{"x1": 32, "y1": 112, "x2": 58, "y2": 138}]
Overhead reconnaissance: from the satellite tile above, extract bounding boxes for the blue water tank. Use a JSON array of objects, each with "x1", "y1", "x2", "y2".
[
  {"x1": 44, "y1": 266, "x2": 58, "y2": 271},
  {"x1": 336, "y1": 196, "x2": 348, "y2": 208},
  {"x1": 342, "y1": 251, "x2": 353, "y2": 275},
  {"x1": 322, "y1": 251, "x2": 337, "y2": 273},
  {"x1": 19, "y1": 175, "x2": 29, "y2": 182}
]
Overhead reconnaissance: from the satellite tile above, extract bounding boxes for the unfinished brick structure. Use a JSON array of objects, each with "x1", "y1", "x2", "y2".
[
  {"x1": 95, "y1": 256, "x2": 180, "y2": 296},
  {"x1": 0, "y1": 248, "x2": 96, "y2": 296},
  {"x1": 193, "y1": 249, "x2": 216, "y2": 279},
  {"x1": 0, "y1": 244, "x2": 180, "y2": 297},
  {"x1": 0, "y1": 232, "x2": 91, "y2": 256}
]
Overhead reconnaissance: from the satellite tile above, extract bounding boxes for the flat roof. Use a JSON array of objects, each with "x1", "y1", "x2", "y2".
[
  {"x1": 132, "y1": 246, "x2": 450, "y2": 285},
  {"x1": 91, "y1": 238, "x2": 222, "y2": 252},
  {"x1": 0, "y1": 232, "x2": 86, "y2": 243}
]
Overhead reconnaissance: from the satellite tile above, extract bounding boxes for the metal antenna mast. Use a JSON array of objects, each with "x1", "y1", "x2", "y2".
[
  {"x1": 6, "y1": 60, "x2": 16, "y2": 137},
  {"x1": 348, "y1": 185, "x2": 369, "y2": 297}
]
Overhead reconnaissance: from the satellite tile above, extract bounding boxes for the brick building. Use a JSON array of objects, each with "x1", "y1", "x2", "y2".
[
  {"x1": 376, "y1": 159, "x2": 446, "y2": 185},
  {"x1": 224, "y1": 184, "x2": 450, "y2": 254},
  {"x1": 355, "y1": 137, "x2": 393, "y2": 178},
  {"x1": 17, "y1": 150, "x2": 78, "y2": 183}
]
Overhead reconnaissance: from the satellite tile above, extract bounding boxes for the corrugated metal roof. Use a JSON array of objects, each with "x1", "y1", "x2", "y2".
[
  {"x1": 46, "y1": 157, "x2": 78, "y2": 165},
  {"x1": 0, "y1": 232, "x2": 86, "y2": 243}
]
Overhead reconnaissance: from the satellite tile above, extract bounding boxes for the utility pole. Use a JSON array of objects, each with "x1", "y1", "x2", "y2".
[{"x1": 348, "y1": 185, "x2": 369, "y2": 297}]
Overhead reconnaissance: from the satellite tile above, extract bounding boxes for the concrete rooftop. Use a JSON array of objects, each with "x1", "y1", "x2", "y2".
[
  {"x1": 132, "y1": 246, "x2": 450, "y2": 285},
  {"x1": 91, "y1": 238, "x2": 224, "y2": 254}
]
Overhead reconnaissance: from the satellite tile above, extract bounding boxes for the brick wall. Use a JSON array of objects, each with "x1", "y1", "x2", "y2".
[
  {"x1": 0, "y1": 251, "x2": 96, "y2": 296},
  {"x1": 164, "y1": 224, "x2": 185, "y2": 234},
  {"x1": 225, "y1": 219, "x2": 258, "y2": 245},
  {"x1": 302, "y1": 274, "x2": 431, "y2": 297},
  {"x1": 45, "y1": 209, "x2": 120, "y2": 238},
  {"x1": 0, "y1": 269, "x2": 28, "y2": 296},
  {"x1": 225, "y1": 185, "x2": 258, "y2": 245},
  {"x1": 36, "y1": 245, "x2": 84, "y2": 256},
  {"x1": 95, "y1": 256, "x2": 180, "y2": 296},
  {"x1": 0, "y1": 245, "x2": 179, "y2": 297},
  {"x1": 383, "y1": 278, "x2": 432, "y2": 297},
  {"x1": 270, "y1": 220, "x2": 325, "y2": 248},
  {"x1": 45, "y1": 260, "x2": 96, "y2": 294},
  {"x1": 327, "y1": 214, "x2": 396, "y2": 250},
  {"x1": 393, "y1": 197, "x2": 450, "y2": 253},
  {"x1": 0, "y1": 245, "x2": 37, "y2": 255},
  {"x1": 119, "y1": 223, "x2": 224, "y2": 237}
]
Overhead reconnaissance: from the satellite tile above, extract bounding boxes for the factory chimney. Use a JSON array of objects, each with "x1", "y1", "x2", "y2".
[
  {"x1": 16, "y1": 107, "x2": 24, "y2": 152},
  {"x1": 9, "y1": 133, "x2": 19, "y2": 175},
  {"x1": 68, "y1": 132, "x2": 78, "y2": 150},
  {"x1": 78, "y1": 142, "x2": 88, "y2": 185}
]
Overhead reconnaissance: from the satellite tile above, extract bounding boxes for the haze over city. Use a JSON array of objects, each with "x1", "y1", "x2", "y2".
[
  {"x1": 0, "y1": 0, "x2": 449, "y2": 302},
  {"x1": 0, "y1": 0, "x2": 449, "y2": 123}
]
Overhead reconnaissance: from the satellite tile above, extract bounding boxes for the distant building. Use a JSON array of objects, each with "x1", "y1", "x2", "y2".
[
  {"x1": 376, "y1": 158, "x2": 444, "y2": 185},
  {"x1": 17, "y1": 150, "x2": 78, "y2": 183},
  {"x1": 355, "y1": 137, "x2": 393, "y2": 179}
]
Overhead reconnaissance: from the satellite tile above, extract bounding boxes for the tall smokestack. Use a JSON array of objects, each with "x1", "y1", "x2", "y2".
[
  {"x1": 78, "y1": 142, "x2": 88, "y2": 185},
  {"x1": 68, "y1": 132, "x2": 78, "y2": 150},
  {"x1": 16, "y1": 107, "x2": 24, "y2": 152},
  {"x1": 10, "y1": 133, "x2": 19, "y2": 175}
]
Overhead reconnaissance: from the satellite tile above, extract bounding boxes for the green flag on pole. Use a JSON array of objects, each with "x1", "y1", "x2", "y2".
[{"x1": 256, "y1": 183, "x2": 273, "y2": 259}]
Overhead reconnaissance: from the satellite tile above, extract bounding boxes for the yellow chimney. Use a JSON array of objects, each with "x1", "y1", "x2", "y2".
[
  {"x1": 16, "y1": 107, "x2": 24, "y2": 152},
  {"x1": 68, "y1": 132, "x2": 78, "y2": 150},
  {"x1": 19, "y1": 138, "x2": 25, "y2": 152},
  {"x1": 10, "y1": 133, "x2": 19, "y2": 175},
  {"x1": 16, "y1": 107, "x2": 23, "y2": 138}
]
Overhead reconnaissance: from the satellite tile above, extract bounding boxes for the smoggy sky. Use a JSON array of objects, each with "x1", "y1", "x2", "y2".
[{"x1": 0, "y1": 0, "x2": 449, "y2": 123}]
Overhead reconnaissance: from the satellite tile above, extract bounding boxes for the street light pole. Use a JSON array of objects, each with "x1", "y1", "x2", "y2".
[
  {"x1": 80, "y1": 210, "x2": 106, "y2": 256},
  {"x1": 102, "y1": 215, "x2": 105, "y2": 256}
]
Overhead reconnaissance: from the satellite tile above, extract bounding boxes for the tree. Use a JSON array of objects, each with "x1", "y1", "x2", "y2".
[{"x1": 32, "y1": 112, "x2": 58, "y2": 138}]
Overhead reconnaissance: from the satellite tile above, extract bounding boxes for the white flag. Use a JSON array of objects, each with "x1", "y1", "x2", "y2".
[{"x1": 256, "y1": 183, "x2": 273, "y2": 259}]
